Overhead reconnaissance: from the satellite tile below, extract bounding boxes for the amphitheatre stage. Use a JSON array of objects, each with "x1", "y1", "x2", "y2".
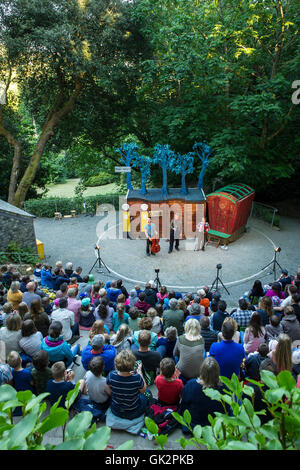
[{"x1": 34, "y1": 212, "x2": 299, "y2": 304}]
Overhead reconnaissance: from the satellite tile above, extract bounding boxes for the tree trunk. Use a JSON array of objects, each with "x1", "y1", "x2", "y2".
[{"x1": 12, "y1": 77, "x2": 83, "y2": 207}]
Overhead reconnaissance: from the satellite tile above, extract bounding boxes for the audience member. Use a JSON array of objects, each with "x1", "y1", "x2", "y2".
[
  {"x1": 132, "y1": 317, "x2": 158, "y2": 351},
  {"x1": 211, "y1": 300, "x2": 229, "y2": 332},
  {"x1": 265, "y1": 315, "x2": 283, "y2": 343},
  {"x1": 147, "y1": 307, "x2": 161, "y2": 334},
  {"x1": 112, "y1": 303, "x2": 130, "y2": 333},
  {"x1": 83, "y1": 356, "x2": 110, "y2": 415},
  {"x1": 231, "y1": 298, "x2": 253, "y2": 329},
  {"x1": 19, "y1": 319, "x2": 43, "y2": 360},
  {"x1": 41, "y1": 321, "x2": 81, "y2": 367},
  {"x1": 8, "y1": 350, "x2": 34, "y2": 393},
  {"x1": 95, "y1": 300, "x2": 113, "y2": 331},
  {"x1": 7, "y1": 281, "x2": 23, "y2": 310},
  {"x1": 134, "y1": 292, "x2": 151, "y2": 315},
  {"x1": 24, "y1": 297, "x2": 51, "y2": 338},
  {"x1": 218, "y1": 316, "x2": 240, "y2": 344},
  {"x1": 144, "y1": 282, "x2": 158, "y2": 308},
  {"x1": 199, "y1": 317, "x2": 218, "y2": 352},
  {"x1": 154, "y1": 357, "x2": 184, "y2": 406},
  {"x1": 243, "y1": 312, "x2": 266, "y2": 354},
  {"x1": 128, "y1": 307, "x2": 141, "y2": 332},
  {"x1": 243, "y1": 342, "x2": 269, "y2": 381},
  {"x1": 81, "y1": 334, "x2": 116, "y2": 372},
  {"x1": 15, "y1": 301, "x2": 29, "y2": 320},
  {"x1": 51, "y1": 297, "x2": 78, "y2": 342},
  {"x1": 46, "y1": 361, "x2": 85, "y2": 407},
  {"x1": 79, "y1": 297, "x2": 95, "y2": 328},
  {"x1": 255, "y1": 296, "x2": 273, "y2": 326},
  {"x1": 22, "y1": 281, "x2": 40, "y2": 308},
  {"x1": 31, "y1": 350, "x2": 53, "y2": 394},
  {"x1": 270, "y1": 333, "x2": 292, "y2": 373},
  {"x1": 0, "y1": 313, "x2": 22, "y2": 358},
  {"x1": 132, "y1": 330, "x2": 161, "y2": 377},
  {"x1": 110, "y1": 324, "x2": 132, "y2": 353},
  {"x1": 163, "y1": 298, "x2": 184, "y2": 336},
  {"x1": 280, "y1": 306, "x2": 300, "y2": 342}
]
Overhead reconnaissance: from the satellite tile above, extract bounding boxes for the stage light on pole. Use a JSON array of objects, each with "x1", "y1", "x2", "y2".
[{"x1": 275, "y1": 246, "x2": 281, "y2": 253}]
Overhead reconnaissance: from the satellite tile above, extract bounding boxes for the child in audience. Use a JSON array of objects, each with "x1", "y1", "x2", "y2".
[
  {"x1": 41, "y1": 296, "x2": 53, "y2": 316},
  {"x1": 156, "y1": 326, "x2": 178, "y2": 358},
  {"x1": 46, "y1": 361, "x2": 85, "y2": 407},
  {"x1": 154, "y1": 357, "x2": 184, "y2": 406},
  {"x1": 84, "y1": 356, "x2": 110, "y2": 414},
  {"x1": 111, "y1": 303, "x2": 129, "y2": 333},
  {"x1": 79, "y1": 297, "x2": 96, "y2": 328},
  {"x1": 147, "y1": 307, "x2": 162, "y2": 335},
  {"x1": 110, "y1": 324, "x2": 132, "y2": 353},
  {"x1": 7, "y1": 351, "x2": 34, "y2": 393},
  {"x1": 128, "y1": 307, "x2": 140, "y2": 332},
  {"x1": 31, "y1": 350, "x2": 53, "y2": 394},
  {"x1": 265, "y1": 315, "x2": 283, "y2": 343},
  {"x1": 89, "y1": 320, "x2": 110, "y2": 343}
]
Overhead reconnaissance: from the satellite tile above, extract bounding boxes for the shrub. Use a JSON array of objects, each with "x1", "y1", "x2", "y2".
[
  {"x1": 85, "y1": 172, "x2": 116, "y2": 187},
  {"x1": 0, "y1": 242, "x2": 40, "y2": 265}
]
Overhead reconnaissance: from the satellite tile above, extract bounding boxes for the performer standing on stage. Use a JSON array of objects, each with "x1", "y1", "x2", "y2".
[
  {"x1": 194, "y1": 217, "x2": 210, "y2": 251},
  {"x1": 168, "y1": 213, "x2": 182, "y2": 254},
  {"x1": 144, "y1": 217, "x2": 156, "y2": 256}
]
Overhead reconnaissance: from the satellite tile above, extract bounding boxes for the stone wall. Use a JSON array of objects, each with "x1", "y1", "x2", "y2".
[{"x1": 0, "y1": 211, "x2": 37, "y2": 253}]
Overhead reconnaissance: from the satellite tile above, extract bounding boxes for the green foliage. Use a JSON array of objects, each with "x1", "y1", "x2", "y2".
[
  {"x1": 0, "y1": 383, "x2": 133, "y2": 450},
  {"x1": 85, "y1": 172, "x2": 116, "y2": 187},
  {"x1": 24, "y1": 193, "x2": 123, "y2": 218},
  {"x1": 251, "y1": 202, "x2": 280, "y2": 227},
  {"x1": 157, "y1": 371, "x2": 300, "y2": 450},
  {"x1": 0, "y1": 241, "x2": 40, "y2": 264}
]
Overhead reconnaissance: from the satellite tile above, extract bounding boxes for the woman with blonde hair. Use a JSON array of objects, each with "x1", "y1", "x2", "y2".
[
  {"x1": 89, "y1": 320, "x2": 110, "y2": 343},
  {"x1": 173, "y1": 318, "x2": 205, "y2": 382},
  {"x1": 256, "y1": 296, "x2": 273, "y2": 326},
  {"x1": 218, "y1": 317, "x2": 240, "y2": 343},
  {"x1": 110, "y1": 324, "x2": 132, "y2": 353},
  {"x1": 7, "y1": 281, "x2": 23, "y2": 310},
  {"x1": 147, "y1": 307, "x2": 161, "y2": 334},
  {"x1": 271, "y1": 333, "x2": 292, "y2": 373},
  {"x1": 111, "y1": 303, "x2": 129, "y2": 333}
]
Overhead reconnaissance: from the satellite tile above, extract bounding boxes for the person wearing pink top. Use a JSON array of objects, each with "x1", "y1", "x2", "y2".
[
  {"x1": 243, "y1": 311, "x2": 266, "y2": 355},
  {"x1": 67, "y1": 288, "x2": 81, "y2": 323}
]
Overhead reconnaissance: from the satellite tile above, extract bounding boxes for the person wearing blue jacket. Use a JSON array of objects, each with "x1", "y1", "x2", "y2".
[
  {"x1": 41, "y1": 321, "x2": 81, "y2": 367},
  {"x1": 81, "y1": 334, "x2": 116, "y2": 372},
  {"x1": 40, "y1": 264, "x2": 56, "y2": 290}
]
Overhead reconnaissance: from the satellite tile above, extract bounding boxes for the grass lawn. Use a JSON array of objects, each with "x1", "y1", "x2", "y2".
[{"x1": 38, "y1": 178, "x2": 119, "y2": 198}]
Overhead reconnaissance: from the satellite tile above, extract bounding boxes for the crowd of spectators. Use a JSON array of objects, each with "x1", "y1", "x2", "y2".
[{"x1": 0, "y1": 260, "x2": 300, "y2": 434}]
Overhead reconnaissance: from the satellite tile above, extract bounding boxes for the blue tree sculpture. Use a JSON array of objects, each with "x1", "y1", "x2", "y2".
[
  {"x1": 193, "y1": 141, "x2": 212, "y2": 189},
  {"x1": 152, "y1": 144, "x2": 176, "y2": 197},
  {"x1": 173, "y1": 152, "x2": 194, "y2": 195},
  {"x1": 132, "y1": 155, "x2": 151, "y2": 195},
  {"x1": 115, "y1": 142, "x2": 139, "y2": 190}
]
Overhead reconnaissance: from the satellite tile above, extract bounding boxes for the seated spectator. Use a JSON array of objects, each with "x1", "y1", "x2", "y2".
[
  {"x1": 177, "y1": 298, "x2": 187, "y2": 318},
  {"x1": 209, "y1": 321, "x2": 245, "y2": 379},
  {"x1": 20, "y1": 275, "x2": 30, "y2": 293},
  {"x1": 78, "y1": 275, "x2": 92, "y2": 297},
  {"x1": 33, "y1": 281, "x2": 47, "y2": 299},
  {"x1": 81, "y1": 334, "x2": 116, "y2": 372},
  {"x1": 51, "y1": 297, "x2": 78, "y2": 342},
  {"x1": 1, "y1": 264, "x2": 15, "y2": 289},
  {"x1": 265, "y1": 315, "x2": 283, "y2": 343},
  {"x1": 24, "y1": 297, "x2": 51, "y2": 338},
  {"x1": 79, "y1": 297, "x2": 96, "y2": 328},
  {"x1": 46, "y1": 361, "x2": 85, "y2": 408},
  {"x1": 156, "y1": 326, "x2": 177, "y2": 359},
  {"x1": 246, "y1": 280, "x2": 265, "y2": 307},
  {"x1": 89, "y1": 320, "x2": 110, "y2": 343},
  {"x1": 53, "y1": 268, "x2": 70, "y2": 291},
  {"x1": 231, "y1": 298, "x2": 253, "y2": 329},
  {"x1": 116, "y1": 279, "x2": 129, "y2": 300},
  {"x1": 291, "y1": 294, "x2": 300, "y2": 323},
  {"x1": 105, "y1": 281, "x2": 122, "y2": 304},
  {"x1": 134, "y1": 292, "x2": 151, "y2": 315},
  {"x1": 154, "y1": 357, "x2": 184, "y2": 406},
  {"x1": 157, "y1": 286, "x2": 169, "y2": 304},
  {"x1": 31, "y1": 350, "x2": 53, "y2": 394},
  {"x1": 22, "y1": 281, "x2": 40, "y2": 308},
  {"x1": 134, "y1": 285, "x2": 143, "y2": 297},
  {"x1": 67, "y1": 288, "x2": 82, "y2": 323},
  {"x1": 0, "y1": 361, "x2": 13, "y2": 386},
  {"x1": 128, "y1": 307, "x2": 141, "y2": 333},
  {"x1": 185, "y1": 302, "x2": 203, "y2": 323},
  {"x1": 55, "y1": 261, "x2": 66, "y2": 276},
  {"x1": 33, "y1": 262, "x2": 42, "y2": 284},
  {"x1": 68, "y1": 277, "x2": 79, "y2": 296},
  {"x1": 276, "y1": 269, "x2": 292, "y2": 290},
  {"x1": 15, "y1": 301, "x2": 29, "y2": 321},
  {"x1": 7, "y1": 281, "x2": 23, "y2": 310},
  {"x1": 200, "y1": 316, "x2": 218, "y2": 353},
  {"x1": 132, "y1": 317, "x2": 158, "y2": 351},
  {"x1": 19, "y1": 319, "x2": 43, "y2": 361},
  {"x1": 163, "y1": 298, "x2": 184, "y2": 336},
  {"x1": 265, "y1": 282, "x2": 285, "y2": 306},
  {"x1": 210, "y1": 300, "x2": 229, "y2": 332},
  {"x1": 95, "y1": 300, "x2": 113, "y2": 331},
  {"x1": 106, "y1": 350, "x2": 148, "y2": 420},
  {"x1": 255, "y1": 296, "x2": 273, "y2": 326},
  {"x1": 218, "y1": 317, "x2": 240, "y2": 344},
  {"x1": 84, "y1": 356, "x2": 110, "y2": 414},
  {"x1": 41, "y1": 296, "x2": 53, "y2": 316},
  {"x1": 128, "y1": 289, "x2": 138, "y2": 308},
  {"x1": 180, "y1": 357, "x2": 228, "y2": 430},
  {"x1": 40, "y1": 264, "x2": 56, "y2": 290},
  {"x1": 243, "y1": 312, "x2": 266, "y2": 354},
  {"x1": 55, "y1": 282, "x2": 69, "y2": 299},
  {"x1": 147, "y1": 307, "x2": 161, "y2": 335},
  {"x1": 243, "y1": 342, "x2": 269, "y2": 381},
  {"x1": 197, "y1": 289, "x2": 209, "y2": 316},
  {"x1": 0, "y1": 302, "x2": 13, "y2": 327},
  {"x1": 0, "y1": 313, "x2": 22, "y2": 359},
  {"x1": 274, "y1": 285, "x2": 298, "y2": 314},
  {"x1": 280, "y1": 305, "x2": 300, "y2": 343},
  {"x1": 144, "y1": 282, "x2": 157, "y2": 308},
  {"x1": 132, "y1": 330, "x2": 161, "y2": 377},
  {"x1": 7, "y1": 351, "x2": 34, "y2": 393},
  {"x1": 111, "y1": 303, "x2": 129, "y2": 333},
  {"x1": 41, "y1": 321, "x2": 81, "y2": 368},
  {"x1": 72, "y1": 267, "x2": 83, "y2": 283},
  {"x1": 269, "y1": 333, "x2": 292, "y2": 373},
  {"x1": 65, "y1": 262, "x2": 74, "y2": 279},
  {"x1": 110, "y1": 324, "x2": 132, "y2": 354},
  {"x1": 173, "y1": 318, "x2": 205, "y2": 382}
]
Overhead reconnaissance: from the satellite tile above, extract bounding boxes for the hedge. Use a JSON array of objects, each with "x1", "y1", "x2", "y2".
[
  {"x1": 85, "y1": 172, "x2": 117, "y2": 187},
  {"x1": 24, "y1": 194, "x2": 122, "y2": 218}
]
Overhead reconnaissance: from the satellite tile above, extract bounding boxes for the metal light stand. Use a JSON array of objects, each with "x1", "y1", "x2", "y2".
[
  {"x1": 211, "y1": 266, "x2": 230, "y2": 295},
  {"x1": 154, "y1": 270, "x2": 162, "y2": 290},
  {"x1": 261, "y1": 249, "x2": 283, "y2": 281},
  {"x1": 89, "y1": 246, "x2": 110, "y2": 274}
]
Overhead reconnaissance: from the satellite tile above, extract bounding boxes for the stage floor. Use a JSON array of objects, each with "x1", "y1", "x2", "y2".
[{"x1": 34, "y1": 213, "x2": 298, "y2": 303}]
